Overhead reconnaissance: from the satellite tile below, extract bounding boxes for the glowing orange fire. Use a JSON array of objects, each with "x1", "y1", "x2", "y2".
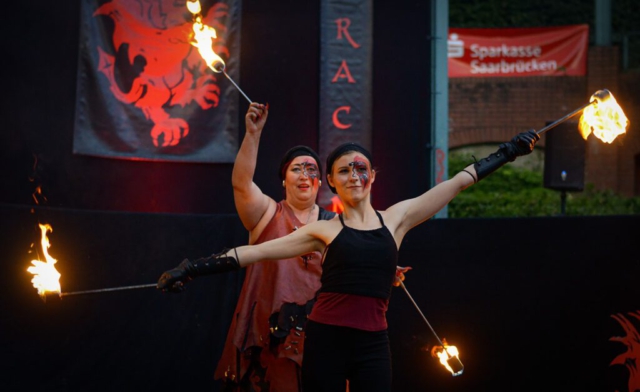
[
  {"x1": 27, "y1": 223, "x2": 61, "y2": 298},
  {"x1": 187, "y1": 0, "x2": 225, "y2": 73},
  {"x1": 579, "y1": 89, "x2": 629, "y2": 144},
  {"x1": 326, "y1": 195, "x2": 345, "y2": 214},
  {"x1": 431, "y1": 340, "x2": 464, "y2": 376}
]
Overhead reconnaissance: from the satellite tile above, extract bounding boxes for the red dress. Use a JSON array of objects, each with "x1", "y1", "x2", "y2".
[{"x1": 214, "y1": 200, "x2": 331, "y2": 391}]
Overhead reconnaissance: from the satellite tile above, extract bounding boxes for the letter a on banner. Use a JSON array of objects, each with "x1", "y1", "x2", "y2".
[{"x1": 319, "y1": 0, "x2": 373, "y2": 208}]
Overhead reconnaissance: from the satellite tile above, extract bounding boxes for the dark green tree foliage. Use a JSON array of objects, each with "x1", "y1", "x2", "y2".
[
  {"x1": 450, "y1": 0, "x2": 640, "y2": 67},
  {"x1": 447, "y1": 152, "x2": 640, "y2": 217},
  {"x1": 449, "y1": 0, "x2": 594, "y2": 29}
]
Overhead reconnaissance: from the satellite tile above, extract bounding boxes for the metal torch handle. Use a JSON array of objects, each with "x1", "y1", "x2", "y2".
[
  {"x1": 398, "y1": 280, "x2": 446, "y2": 347},
  {"x1": 535, "y1": 101, "x2": 594, "y2": 136},
  {"x1": 59, "y1": 283, "x2": 158, "y2": 297}
]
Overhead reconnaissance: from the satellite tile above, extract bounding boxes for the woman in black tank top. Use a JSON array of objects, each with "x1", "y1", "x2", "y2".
[{"x1": 159, "y1": 133, "x2": 539, "y2": 391}]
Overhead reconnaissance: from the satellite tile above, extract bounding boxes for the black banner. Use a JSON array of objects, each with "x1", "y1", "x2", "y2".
[
  {"x1": 318, "y1": 0, "x2": 372, "y2": 207},
  {"x1": 73, "y1": 0, "x2": 241, "y2": 163}
]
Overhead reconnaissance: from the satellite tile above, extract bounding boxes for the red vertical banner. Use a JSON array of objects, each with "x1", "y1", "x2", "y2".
[
  {"x1": 318, "y1": 0, "x2": 372, "y2": 207},
  {"x1": 448, "y1": 25, "x2": 588, "y2": 78},
  {"x1": 73, "y1": 0, "x2": 241, "y2": 163}
]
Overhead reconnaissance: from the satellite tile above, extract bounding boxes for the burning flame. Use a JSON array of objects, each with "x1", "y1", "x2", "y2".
[
  {"x1": 431, "y1": 340, "x2": 464, "y2": 376},
  {"x1": 579, "y1": 89, "x2": 629, "y2": 144},
  {"x1": 27, "y1": 223, "x2": 61, "y2": 298},
  {"x1": 325, "y1": 195, "x2": 345, "y2": 214},
  {"x1": 187, "y1": 0, "x2": 225, "y2": 73}
]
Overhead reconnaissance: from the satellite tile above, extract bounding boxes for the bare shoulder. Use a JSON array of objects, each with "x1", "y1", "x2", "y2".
[
  {"x1": 378, "y1": 206, "x2": 404, "y2": 230},
  {"x1": 301, "y1": 216, "x2": 342, "y2": 245},
  {"x1": 378, "y1": 207, "x2": 411, "y2": 246}
]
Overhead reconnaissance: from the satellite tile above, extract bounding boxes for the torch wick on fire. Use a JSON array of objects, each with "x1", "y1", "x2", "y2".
[
  {"x1": 398, "y1": 280, "x2": 465, "y2": 376},
  {"x1": 535, "y1": 88, "x2": 628, "y2": 144}
]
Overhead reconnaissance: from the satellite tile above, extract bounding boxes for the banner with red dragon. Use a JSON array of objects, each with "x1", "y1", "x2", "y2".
[{"x1": 73, "y1": 0, "x2": 240, "y2": 163}]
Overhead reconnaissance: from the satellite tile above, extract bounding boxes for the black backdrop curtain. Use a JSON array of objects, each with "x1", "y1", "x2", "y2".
[
  {"x1": 3, "y1": 204, "x2": 247, "y2": 392},
  {"x1": 3, "y1": 203, "x2": 638, "y2": 392}
]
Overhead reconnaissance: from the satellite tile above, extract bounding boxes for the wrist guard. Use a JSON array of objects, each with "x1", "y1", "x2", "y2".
[
  {"x1": 184, "y1": 248, "x2": 241, "y2": 277},
  {"x1": 473, "y1": 145, "x2": 511, "y2": 182},
  {"x1": 473, "y1": 129, "x2": 539, "y2": 181}
]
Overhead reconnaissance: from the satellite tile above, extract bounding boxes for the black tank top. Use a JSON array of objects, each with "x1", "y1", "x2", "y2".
[{"x1": 319, "y1": 211, "x2": 398, "y2": 299}]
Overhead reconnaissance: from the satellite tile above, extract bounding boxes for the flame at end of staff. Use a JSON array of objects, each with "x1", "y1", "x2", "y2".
[
  {"x1": 26, "y1": 223, "x2": 61, "y2": 299},
  {"x1": 431, "y1": 342, "x2": 464, "y2": 376},
  {"x1": 579, "y1": 89, "x2": 629, "y2": 144},
  {"x1": 187, "y1": 0, "x2": 225, "y2": 73}
]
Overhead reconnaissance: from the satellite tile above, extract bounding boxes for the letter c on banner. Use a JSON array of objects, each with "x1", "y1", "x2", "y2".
[{"x1": 332, "y1": 106, "x2": 352, "y2": 129}]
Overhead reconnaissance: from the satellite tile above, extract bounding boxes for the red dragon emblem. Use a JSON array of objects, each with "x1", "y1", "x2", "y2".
[
  {"x1": 610, "y1": 311, "x2": 640, "y2": 392},
  {"x1": 93, "y1": 0, "x2": 229, "y2": 147}
]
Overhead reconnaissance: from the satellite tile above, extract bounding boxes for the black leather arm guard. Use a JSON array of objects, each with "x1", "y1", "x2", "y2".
[
  {"x1": 184, "y1": 249, "x2": 241, "y2": 276},
  {"x1": 157, "y1": 249, "x2": 240, "y2": 293},
  {"x1": 473, "y1": 147, "x2": 512, "y2": 182},
  {"x1": 473, "y1": 129, "x2": 539, "y2": 181}
]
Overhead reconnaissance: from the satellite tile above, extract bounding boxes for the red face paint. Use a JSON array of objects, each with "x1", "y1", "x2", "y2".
[
  {"x1": 349, "y1": 157, "x2": 370, "y2": 188},
  {"x1": 288, "y1": 159, "x2": 319, "y2": 184},
  {"x1": 301, "y1": 161, "x2": 319, "y2": 181}
]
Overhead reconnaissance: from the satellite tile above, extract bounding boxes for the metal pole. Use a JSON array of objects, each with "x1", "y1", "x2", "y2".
[
  {"x1": 222, "y1": 70, "x2": 252, "y2": 104},
  {"x1": 398, "y1": 280, "x2": 445, "y2": 346},
  {"x1": 535, "y1": 102, "x2": 593, "y2": 136},
  {"x1": 398, "y1": 280, "x2": 464, "y2": 375},
  {"x1": 59, "y1": 283, "x2": 157, "y2": 297}
]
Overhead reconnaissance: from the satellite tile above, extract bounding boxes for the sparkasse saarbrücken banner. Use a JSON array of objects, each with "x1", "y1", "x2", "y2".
[{"x1": 448, "y1": 24, "x2": 588, "y2": 78}]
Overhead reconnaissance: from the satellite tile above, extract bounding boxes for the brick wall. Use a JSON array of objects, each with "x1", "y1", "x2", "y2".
[
  {"x1": 449, "y1": 46, "x2": 640, "y2": 197},
  {"x1": 616, "y1": 57, "x2": 640, "y2": 196}
]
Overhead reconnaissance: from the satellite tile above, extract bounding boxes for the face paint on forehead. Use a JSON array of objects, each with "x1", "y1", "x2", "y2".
[{"x1": 348, "y1": 157, "x2": 370, "y2": 188}]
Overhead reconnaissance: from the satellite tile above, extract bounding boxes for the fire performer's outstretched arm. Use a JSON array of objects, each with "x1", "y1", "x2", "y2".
[
  {"x1": 383, "y1": 128, "x2": 540, "y2": 237},
  {"x1": 469, "y1": 128, "x2": 539, "y2": 182},
  {"x1": 156, "y1": 250, "x2": 242, "y2": 292},
  {"x1": 156, "y1": 129, "x2": 540, "y2": 293},
  {"x1": 157, "y1": 223, "x2": 325, "y2": 293}
]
